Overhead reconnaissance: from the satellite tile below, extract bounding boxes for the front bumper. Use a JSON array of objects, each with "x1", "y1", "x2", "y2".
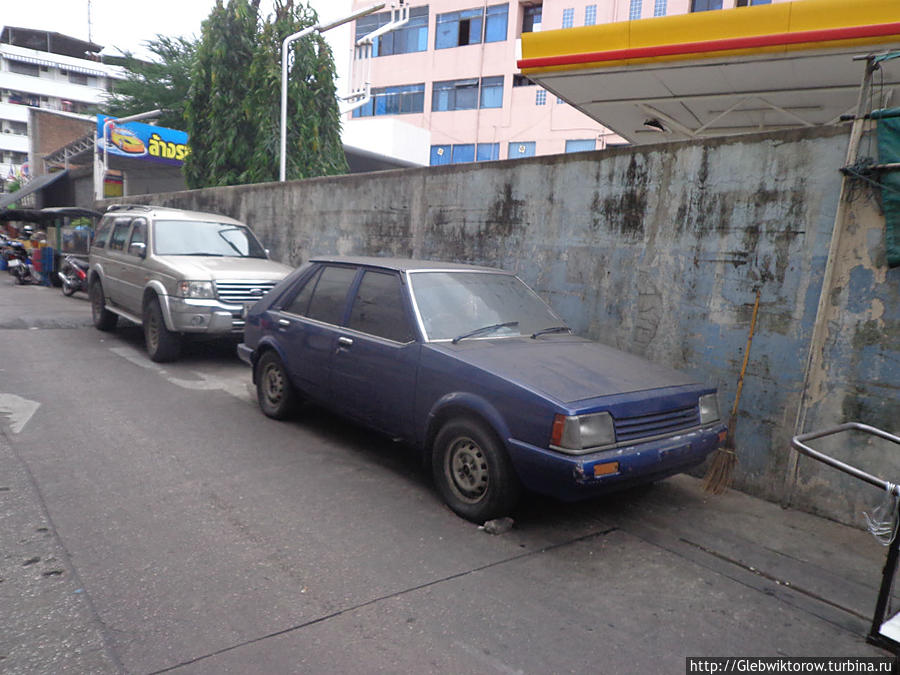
[
  {"x1": 166, "y1": 297, "x2": 245, "y2": 334},
  {"x1": 507, "y1": 423, "x2": 727, "y2": 502}
]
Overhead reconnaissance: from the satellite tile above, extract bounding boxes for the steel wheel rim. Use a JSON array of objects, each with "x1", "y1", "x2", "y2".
[
  {"x1": 146, "y1": 310, "x2": 160, "y2": 350},
  {"x1": 445, "y1": 436, "x2": 489, "y2": 504},
  {"x1": 262, "y1": 363, "x2": 284, "y2": 407}
]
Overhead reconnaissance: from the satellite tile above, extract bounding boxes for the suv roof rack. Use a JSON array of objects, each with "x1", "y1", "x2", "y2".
[{"x1": 105, "y1": 204, "x2": 154, "y2": 213}]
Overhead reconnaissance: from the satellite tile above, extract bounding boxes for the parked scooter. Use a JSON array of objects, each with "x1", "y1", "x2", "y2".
[
  {"x1": 58, "y1": 255, "x2": 89, "y2": 296},
  {"x1": 5, "y1": 241, "x2": 39, "y2": 285}
]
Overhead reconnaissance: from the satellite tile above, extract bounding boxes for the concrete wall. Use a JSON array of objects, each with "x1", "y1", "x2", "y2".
[{"x1": 105, "y1": 126, "x2": 899, "y2": 526}]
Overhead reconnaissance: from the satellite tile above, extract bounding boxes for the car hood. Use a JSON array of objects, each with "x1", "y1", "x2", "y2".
[
  {"x1": 155, "y1": 256, "x2": 293, "y2": 280},
  {"x1": 428, "y1": 336, "x2": 700, "y2": 404}
]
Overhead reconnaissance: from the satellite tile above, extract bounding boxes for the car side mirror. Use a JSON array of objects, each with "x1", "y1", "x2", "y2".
[{"x1": 130, "y1": 242, "x2": 146, "y2": 258}]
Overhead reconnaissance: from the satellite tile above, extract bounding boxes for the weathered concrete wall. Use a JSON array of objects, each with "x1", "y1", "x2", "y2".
[{"x1": 105, "y1": 126, "x2": 899, "y2": 525}]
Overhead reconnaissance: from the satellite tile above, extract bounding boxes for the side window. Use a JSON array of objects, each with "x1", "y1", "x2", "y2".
[
  {"x1": 306, "y1": 266, "x2": 358, "y2": 326},
  {"x1": 92, "y1": 218, "x2": 114, "y2": 249},
  {"x1": 127, "y1": 219, "x2": 147, "y2": 257},
  {"x1": 108, "y1": 219, "x2": 132, "y2": 251},
  {"x1": 348, "y1": 271, "x2": 415, "y2": 342},
  {"x1": 283, "y1": 267, "x2": 322, "y2": 316}
]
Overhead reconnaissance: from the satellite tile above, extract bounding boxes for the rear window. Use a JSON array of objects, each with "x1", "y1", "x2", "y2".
[{"x1": 306, "y1": 266, "x2": 358, "y2": 325}]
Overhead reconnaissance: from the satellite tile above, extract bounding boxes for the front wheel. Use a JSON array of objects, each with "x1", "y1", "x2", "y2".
[
  {"x1": 255, "y1": 351, "x2": 297, "y2": 419},
  {"x1": 432, "y1": 417, "x2": 521, "y2": 523},
  {"x1": 61, "y1": 272, "x2": 76, "y2": 296},
  {"x1": 144, "y1": 299, "x2": 182, "y2": 362}
]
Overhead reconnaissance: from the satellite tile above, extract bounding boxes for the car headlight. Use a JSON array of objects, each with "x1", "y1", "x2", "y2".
[
  {"x1": 178, "y1": 280, "x2": 215, "y2": 299},
  {"x1": 699, "y1": 393, "x2": 720, "y2": 425},
  {"x1": 550, "y1": 412, "x2": 616, "y2": 454}
]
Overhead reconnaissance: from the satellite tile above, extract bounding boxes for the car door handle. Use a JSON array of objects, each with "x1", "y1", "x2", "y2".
[
  {"x1": 277, "y1": 318, "x2": 291, "y2": 327},
  {"x1": 337, "y1": 336, "x2": 353, "y2": 348}
]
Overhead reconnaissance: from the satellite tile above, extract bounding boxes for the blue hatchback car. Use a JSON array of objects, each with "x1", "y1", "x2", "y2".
[{"x1": 238, "y1": 257, "x2": 726, "y2": 523}]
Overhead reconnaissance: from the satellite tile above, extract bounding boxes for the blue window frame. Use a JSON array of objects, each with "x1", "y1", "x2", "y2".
[
  {"x1": 451, "y1": 144, "x2": 475, "y2": 163},
  {"x1": 436, "y1": 4, "x2": 508, "y2": 49},
  {"x1": 477, "y1": 143, "x2": 500, "y2": 161},
  {"x1": 691, "y1": 0, "x2": 722, "y2": 10},
  {"x1": 585, "y1": 5, "x2": 597, "y2": 25},
  {"x1": 430, "y1": 145, "x2": 451, "y2": 166},
  {"x1": 562, "y1": 8, "x2": 574, "y2": 28},
  {"x1": 433, "y1": 77, "x2": 504, "y2": 111},
  {"x1": 535, "y1": 90, "x2": 546, "y2": 106},
  {"x1": 653, "y1": 0, "x2": 667, "y2": 15},
  {"x1": 508, "y1": 141, "x2": 536, "y2": 159},
  {"x1": 356, "y1": 6, "x2": 429, "y2": 57},
  {"x1": 353, "y1": 84, "x2": 425, "y2": 118},
  {"x1": 565, "y1": 139, "x2": 596, "y2": 153},
  {"x1": 629, "y1": 0, "x2": 642, "y2": 20}
]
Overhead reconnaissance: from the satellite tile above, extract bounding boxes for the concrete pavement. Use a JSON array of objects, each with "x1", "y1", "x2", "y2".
[{"x1": 1, "y1": 278, "x2": 897, "y2": 672}]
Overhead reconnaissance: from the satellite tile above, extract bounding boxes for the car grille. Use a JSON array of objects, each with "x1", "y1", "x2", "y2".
[
  {"x1": 613, "y1": 406, "x2": 700, "y2": 443},
  {"x1": 215, "y1": 280, "x2": 278, "y2": 304}
]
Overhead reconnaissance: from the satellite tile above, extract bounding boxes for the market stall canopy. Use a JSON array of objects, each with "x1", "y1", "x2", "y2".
[{"x1": 518, "y1": 0, "x2": 900, "y2": 144}]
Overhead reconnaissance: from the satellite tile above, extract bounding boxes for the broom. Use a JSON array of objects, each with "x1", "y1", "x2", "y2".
[{"x1": 703, "y1": 287, "x2": 761, "y2": 495}]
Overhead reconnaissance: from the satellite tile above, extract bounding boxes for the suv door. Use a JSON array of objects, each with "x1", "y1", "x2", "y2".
[
  {"x1": 102, "y1": 217, "x2": 133, "y2": 306},
  {"x1": 117, "y1": 218, "x2": 148, "y2": 313},
  {"x1": 330, "y1": 269, "x2": 419, "y2": 437},
  {"x1": 271, "y1": 264, "x2": 358, "y2": 404}
]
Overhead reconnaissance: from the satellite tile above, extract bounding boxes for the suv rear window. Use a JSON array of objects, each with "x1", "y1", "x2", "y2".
[{"x1": 92, "y1": 218, "x2": 114, "y2": 249}]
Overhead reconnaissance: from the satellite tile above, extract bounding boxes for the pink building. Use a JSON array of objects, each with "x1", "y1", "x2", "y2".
[{"x1": 346, "y1": 0, "x2": 782, "y2": 165}]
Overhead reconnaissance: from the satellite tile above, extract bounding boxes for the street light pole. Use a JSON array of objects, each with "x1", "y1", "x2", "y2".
[{"x1": 279, "y1": 3, "x2": 386, "y2": 182}]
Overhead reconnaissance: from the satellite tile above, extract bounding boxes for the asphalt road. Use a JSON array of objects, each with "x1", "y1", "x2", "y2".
[{"x1": 0, "y1": 280, "x2": 893, "y2": 673}]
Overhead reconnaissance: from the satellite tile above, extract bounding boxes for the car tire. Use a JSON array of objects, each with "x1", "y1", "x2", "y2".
[
  {"x1": 90, "y1": 280, "x2": 118, "y2": 331},
  {"x1": 255, "y1": 351, "x2": 297, "y2": 419},
  {"x1": 432, "y1": 417, "x2": 521, "y2": 524},
  {"x1": 144, "y1": 299, "x2": 182, "y2": 362}
]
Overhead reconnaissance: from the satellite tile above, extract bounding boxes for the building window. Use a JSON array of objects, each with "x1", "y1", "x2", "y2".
[
  {"x1": 7, "y1": 121, "x2": 27, "y2": 135},
  {"x1": 653, "y1": 0, "x2": 667, "y2": 15},
  {"x1": 535, "y1": 89, "x2": 546, "y2": 106},
  {"x1": 355, "y1": 5, "x2": 429, "y2": 56},
  {"x1": 508, "y1": 141, "x2": 536, "y2": 158},
  {"x1": 433, "y1": 77, "x2": 504, "y2": 111},
  {"x1": 691, "y1": 0, "x2": 722, "y2": 10},
  {"x1": 477, "y1": 143, "x2": 500, "y2": 161},
  {"x1": 736, "y1": 0, "x2": 771, "y2": 5},
  {"x1": 353, "y1": 83, "x2": 425, "y2": 117},
  {"x1": 562, "y1": 8, "x2": 574, "y2": 28},
  {"x1": 629, "y1": 0, "x2": 642, "y2": 20},
  {"x1": 436, "y1": 4, "x2": 508, "y2": 49},
  {"x1": 557, "y1": 96, "x2": 565, "y2": 104},
  {"x1": 585, "y1": 5, "x2": 597, "y2": 25},
  {"x1": 67, "y1": 71, "x2": 88, "y2": 85},
  {"x1": 522, "y1": 4, "x2": 542, "y2": 33},
  {"x1": 451, "y1": 144, "x2": 475, "y2": 163},
  {"x1": 430, "y1": 145, "x2": 451, "y2": 166},
  {"x1": 9, "y1": 61, "x2": 40, "y2": 77},
  {"x1": 565, "y1": 139, "x2": 596, "y2": 153},
  {"x1": 513, "y1": 74, "x2": 535, "y2": 87}
]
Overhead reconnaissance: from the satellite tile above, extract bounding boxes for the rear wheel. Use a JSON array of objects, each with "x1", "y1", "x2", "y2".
[
  {"x1": 432, "y1": 417, "x2": 521, "y2": 523},
  {"x1": 89, "y1": 280, "x2": 118, "y2": 331},
  {"x1": 255, "y1": 351, "x2": 297, "y2": 419},
  {"x1": 144, "y1": 299, "x2": 182, "y2": 362}
]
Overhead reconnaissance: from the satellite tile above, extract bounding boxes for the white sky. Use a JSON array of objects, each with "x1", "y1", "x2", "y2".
[{"x1": 1, "y1": 0, "x2": 355, "y2": 90}]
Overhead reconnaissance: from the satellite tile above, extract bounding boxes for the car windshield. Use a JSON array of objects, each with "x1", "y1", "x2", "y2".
[
  {"x1": 409, "y1": 271, "x2": 566, "y2": 341},
  {"x1": 153, "y1": 220, "x2": 267, "y2": 258}
]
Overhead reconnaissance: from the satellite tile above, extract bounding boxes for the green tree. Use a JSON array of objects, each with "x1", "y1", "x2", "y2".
[
  {"x1": 185, "y1": 0, "x2": 347, "y2": 188},
  {"x1": 105, "y1": 36, "x2": 196, "y2": 131}
]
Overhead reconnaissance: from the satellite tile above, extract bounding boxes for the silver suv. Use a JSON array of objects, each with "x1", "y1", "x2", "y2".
[{"x1": 89, "y1": 205, "x2": 292, "y2": 362}]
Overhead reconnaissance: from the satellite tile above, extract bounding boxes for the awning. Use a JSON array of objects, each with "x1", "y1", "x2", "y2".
[
  {"x1": 0, "y1": 170, "x2": 69, "y2": 209},
  {"x1": 518, "y1": 0, "x2": 900, "y2": 144}
]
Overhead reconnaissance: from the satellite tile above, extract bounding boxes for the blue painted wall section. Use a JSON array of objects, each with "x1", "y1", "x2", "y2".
[{"x1": 106, "y1": 126, "x2": 898, "y2": 525}]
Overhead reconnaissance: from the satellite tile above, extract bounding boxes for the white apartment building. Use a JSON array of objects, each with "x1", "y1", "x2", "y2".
[
  {"x1": 0, "y1": 27, "x2": 125, "y2": 184},
  {"x1": 346, "y1": 0, "x2": 783, "y2": 165}
]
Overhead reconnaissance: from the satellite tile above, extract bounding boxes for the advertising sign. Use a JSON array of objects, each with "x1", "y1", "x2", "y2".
[{"x1": 96, "y1": 115, "x2": 190, "y2": 166}]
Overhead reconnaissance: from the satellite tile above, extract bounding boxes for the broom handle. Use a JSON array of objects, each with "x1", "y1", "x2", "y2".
[{"x1": 730, "y1": 288, "x2": 761, "y2": 425}]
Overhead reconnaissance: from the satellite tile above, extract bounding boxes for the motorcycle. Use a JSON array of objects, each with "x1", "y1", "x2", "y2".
[
  {"x1": 5, "y1": 241, "x2": 39, "y2": 285},
  {"x1": 58, "y1": 255, "x2": 89, "y2": 296}
]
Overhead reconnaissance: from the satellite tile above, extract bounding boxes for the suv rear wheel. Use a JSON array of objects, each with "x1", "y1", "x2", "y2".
[
  {"x1": 90, "y1": 280, "x2": 118, "y2": 331},
  {"x1": 144, "y1": 299, "x2": 182, "y2": 362}
]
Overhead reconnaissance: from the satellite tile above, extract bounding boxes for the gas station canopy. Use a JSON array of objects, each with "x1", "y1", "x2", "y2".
[{"x1": 518, "y1": 0, "x2": 900, "y2": 144}]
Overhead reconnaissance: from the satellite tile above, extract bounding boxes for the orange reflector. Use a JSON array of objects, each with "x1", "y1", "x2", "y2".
[
  {"x1": 551, "y1": 414, "x2": 566, "y2": 447},
  {"x1": 594, "y1": 462, "x2": 619, "y2": 477},
  {"x1": 718, "y1": 431, "x2": 728, "y2": 444}
]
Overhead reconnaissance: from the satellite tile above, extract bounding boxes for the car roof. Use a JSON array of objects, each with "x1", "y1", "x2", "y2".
[
  {"x1": 103, "y1": 204, "x2": 246, "y2": 226},
  {"x1": 309, "y1": 255, "x2": 509, "y2": 274}
]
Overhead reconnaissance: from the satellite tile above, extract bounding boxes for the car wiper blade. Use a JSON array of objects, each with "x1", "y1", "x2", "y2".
[
  {"x1": 530, "y1": 325, "x2": 571, "y2": 339},
  {"x1": 452, "y1": 321, "x2": 519, "y2": 344}
]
